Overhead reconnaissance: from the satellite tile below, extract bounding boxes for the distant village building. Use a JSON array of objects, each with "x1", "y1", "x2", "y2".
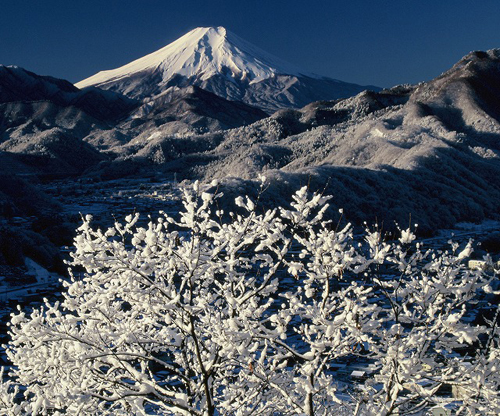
[
  {"x1": 430, "y1": 402, "x2": 461, "y2": 416},
  {"x1": 468, "y1": 259, "x2": 500, "y2": 273},
  {"x1": 468, "y1": 259, "x2": 488, "y2": 270}
]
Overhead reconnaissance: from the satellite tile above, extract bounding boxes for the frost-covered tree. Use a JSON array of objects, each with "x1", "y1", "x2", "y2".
[
  {"x1": 1, "y1": 181, "x2": 499, "y2": 415},
  {"x1": 352, "y1": 232, "x2": 499, "y2": 415}
]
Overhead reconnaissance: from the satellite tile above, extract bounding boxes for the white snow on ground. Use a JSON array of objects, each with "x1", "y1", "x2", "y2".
[
  {"x1": 0, "y1": 258, "x2": 60, "y2": 304},
  {"x1": 24, "y1": 258, "x2": 52, "y2": 284}
]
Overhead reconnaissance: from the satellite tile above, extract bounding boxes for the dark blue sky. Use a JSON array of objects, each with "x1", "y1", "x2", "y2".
[{"x1": 2, "y1": 1, "x2": 500, "y2": 88}]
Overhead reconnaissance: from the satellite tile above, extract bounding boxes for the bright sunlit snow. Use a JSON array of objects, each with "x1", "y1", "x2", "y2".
[{"x1": 76, "y1": 27, "x2": 314, "y2": 89}]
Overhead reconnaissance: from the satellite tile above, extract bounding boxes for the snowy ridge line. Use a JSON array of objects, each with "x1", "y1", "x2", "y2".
[{"x1": 76, "y1": 26, "x2": 317, "y2": 89}]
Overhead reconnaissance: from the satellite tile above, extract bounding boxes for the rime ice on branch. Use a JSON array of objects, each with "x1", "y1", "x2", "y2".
[{"x1": 1, "y1": 181, "x2": 499, "y2": 415}]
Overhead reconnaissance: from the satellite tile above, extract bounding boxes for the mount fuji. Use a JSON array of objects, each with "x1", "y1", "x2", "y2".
[{"x1": 76, "y1": 26, "x2": 378, "y2": 113}]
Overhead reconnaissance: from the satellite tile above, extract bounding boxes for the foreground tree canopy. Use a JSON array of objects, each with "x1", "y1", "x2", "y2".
[{"x1": 1, "y1": 181, "x2": 500, "y2": 415}]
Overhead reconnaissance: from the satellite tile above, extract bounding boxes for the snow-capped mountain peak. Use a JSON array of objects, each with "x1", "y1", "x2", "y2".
[
  {"x1": 76, "y1": 26, "x2": 308, "y2": 90},
  {"x1": 76, "y1": 26, "x2": 377, "y2": 112}
]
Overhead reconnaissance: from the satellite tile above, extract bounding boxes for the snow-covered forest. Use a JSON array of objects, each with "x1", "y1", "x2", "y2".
[{"x1": 2, "y1": 182, "x2": 499, "y2": 415}]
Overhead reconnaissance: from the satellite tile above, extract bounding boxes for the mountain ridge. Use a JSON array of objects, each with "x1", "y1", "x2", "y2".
[
  {"x1": 2, "y1": 46, "x2": 500, "y2": 233},
  {"x1": 0, "y1": 65, "x2": 137, "y2": 122},
  {"x1": 76, "y1": 27, "x2": 312, "y2": 89},
  {"x1": 76, "y1": 26, "x2": 378, "y2": 112},
  {"x1": 92, "y1": 48, "x2": 500, "y2": 232}
]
